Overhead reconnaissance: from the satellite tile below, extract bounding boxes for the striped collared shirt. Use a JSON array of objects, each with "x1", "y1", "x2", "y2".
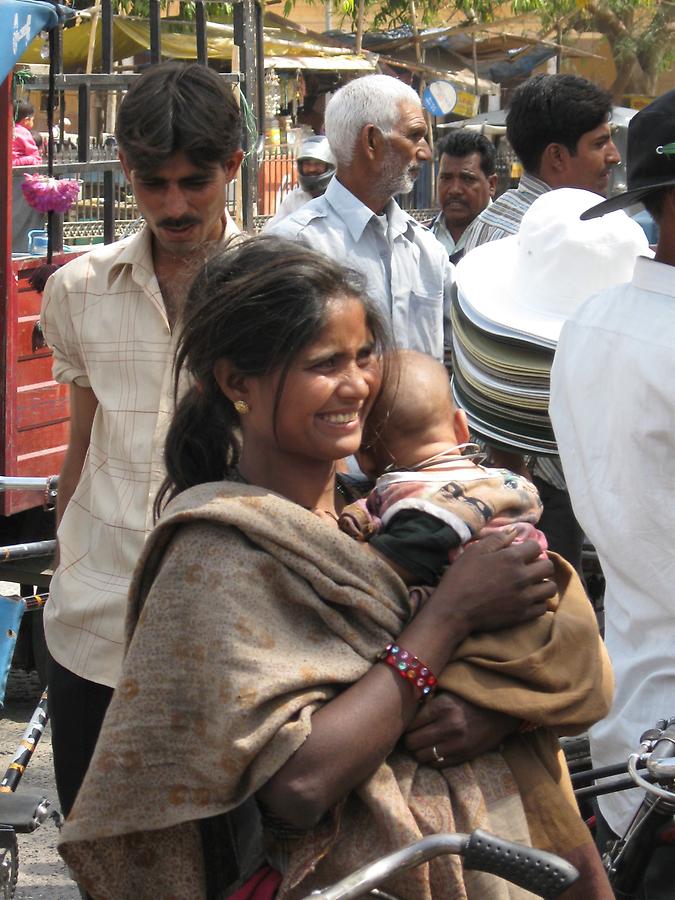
[{"x1": 462, "y1": 173, "x2": 550, "y2": 253}]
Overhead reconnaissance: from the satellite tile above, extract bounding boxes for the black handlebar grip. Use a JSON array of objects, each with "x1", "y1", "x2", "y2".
[
  {"x1": 463, "y1": 829, "x2": 579, "y2": 899},
  {"x1": 649, "y1": 724, "x2": 675, "y2": 761},
  {"x1": 639, "y1": 728, "x2": 663, "y2": 744}
]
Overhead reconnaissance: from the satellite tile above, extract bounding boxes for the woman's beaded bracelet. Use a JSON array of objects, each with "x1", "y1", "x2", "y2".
[{"x1": 378, "y1": 643, "x2": 438, "y2": 699}]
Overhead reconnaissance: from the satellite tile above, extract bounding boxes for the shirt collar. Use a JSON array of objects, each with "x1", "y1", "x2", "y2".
[
  {"x1": 325, "y1": 177, "x2": 414, "y2": 242},
  {"x1": 108, "y1": 226, "x2": 155, "y2": 290},
  {"x1": 431, "y1": 215, "x2": 457, "y2": 253},
  {"x1": 632, "y1": 255, "x2": 675, "y2": 296},
  {"x1": 107, "y1": 212, "x2": 239, "y2": 290},
  {"x1": 432, "y1": 198, "x2": 493, "y2": 252},
  {"x1": 517, "y1": 172, "x2": 550, "y2": 199}
]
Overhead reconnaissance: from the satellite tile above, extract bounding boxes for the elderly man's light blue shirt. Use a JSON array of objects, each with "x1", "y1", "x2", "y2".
[{"x1": 266, "y1": 177, "x2": 454, "y2": 361}]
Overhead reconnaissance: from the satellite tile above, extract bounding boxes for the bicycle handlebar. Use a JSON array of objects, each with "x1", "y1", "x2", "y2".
[
  {"x1": 0, "y1": 476, "x2": 58, "y2": 511},
  {"x1": 303, "y1": 829, "x2": 579, "y2": 899},
  {"x1": 0, "y1": 477, "x2": 54, "y2": 492}
]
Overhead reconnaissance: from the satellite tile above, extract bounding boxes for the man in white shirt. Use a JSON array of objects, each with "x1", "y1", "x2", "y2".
[
  {"x1": 41, "y1": 62, "x2": 243, "y2": 818},
  {"x1": 267, "y1": 74, "x2": 453, "y2": 362},
  {"x1": 550, "y1": 89, "x2": 675, "y2": 897}
]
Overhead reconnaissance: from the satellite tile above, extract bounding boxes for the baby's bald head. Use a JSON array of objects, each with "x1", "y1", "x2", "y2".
[{"x1": 358, "y1": 350, "x2": 468, "y2": 477}]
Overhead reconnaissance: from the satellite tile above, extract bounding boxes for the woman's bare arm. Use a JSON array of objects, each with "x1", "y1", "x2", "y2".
[{"x1": 257, "y1": 531, "x2": 555, "y2": 828}]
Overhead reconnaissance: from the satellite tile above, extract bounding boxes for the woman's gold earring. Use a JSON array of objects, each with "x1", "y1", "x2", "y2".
[{"x1": 234, "y1": 400, "x2": 250, "y2": 415}]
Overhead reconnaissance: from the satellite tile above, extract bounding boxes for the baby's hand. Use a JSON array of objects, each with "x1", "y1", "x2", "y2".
[{"x1": 337, "y1": 499, "x2": 379, "y2": 541}]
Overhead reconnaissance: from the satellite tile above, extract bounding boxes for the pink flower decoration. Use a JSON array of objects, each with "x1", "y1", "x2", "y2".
[{"x1": 21, "y1": 174, "x2": 80, "y2": 213}]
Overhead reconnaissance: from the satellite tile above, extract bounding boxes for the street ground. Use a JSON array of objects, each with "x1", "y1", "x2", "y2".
[{"x1": 0, "y1": 581, "x2": 79, "y2": 899}]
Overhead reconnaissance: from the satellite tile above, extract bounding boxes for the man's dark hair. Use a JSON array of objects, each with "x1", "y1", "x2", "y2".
[
  {"x1": 506, "y1": 74, "x2": 613, "y2": 174},
  {"x1": 14, "y1": 100, "x2": 34, "y2": 123},
  {"x1": 641, "y1": 189, "x2": 666, "y2": 222},
  {"x1": 436, "y1": 130, "x2": 496, "y2": 177},
  {"x1": 116, "y1": 62, "x2": 242, "y2": 173}
]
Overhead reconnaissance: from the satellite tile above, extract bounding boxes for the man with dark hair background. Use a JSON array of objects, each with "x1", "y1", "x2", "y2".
[
  {"x1": 428, "y1": 131, "x2": 496, "y2": 264},
  {"x1": 463, "y1": 73, "x2": 620, "y2": 250},
  {"x1": 40, "y1": 61, "x2": 243, "y2": 819},
  {"x1": 461, "y1": 73, "x2": 620, "y2": 573}
]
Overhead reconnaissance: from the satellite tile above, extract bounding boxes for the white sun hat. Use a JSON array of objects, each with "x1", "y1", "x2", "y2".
[{"x1": 455, "y1": 187, "x2": 650, "y2": 349}]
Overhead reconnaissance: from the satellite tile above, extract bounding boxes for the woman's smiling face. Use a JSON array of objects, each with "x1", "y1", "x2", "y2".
[{"x1": 242, "y1": 295, "x2": 381, "y2": 465}]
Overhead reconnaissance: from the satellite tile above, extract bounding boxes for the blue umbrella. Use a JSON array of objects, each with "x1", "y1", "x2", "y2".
[{"x1": 0, "y1": 0, "x2": 60, "y2": 85}]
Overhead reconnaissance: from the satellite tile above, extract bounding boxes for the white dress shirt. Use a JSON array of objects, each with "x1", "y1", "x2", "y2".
[
  {"x1": 266, "y1": 177, "x2": 454, "y2": 361},
  {"x1": 550, "y1": 255, "x2": 675, "y2": 834}
]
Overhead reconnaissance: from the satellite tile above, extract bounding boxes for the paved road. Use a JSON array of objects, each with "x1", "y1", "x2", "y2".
[{"x1": 0, "y1": 581, "x2": 79, "y2": 899}]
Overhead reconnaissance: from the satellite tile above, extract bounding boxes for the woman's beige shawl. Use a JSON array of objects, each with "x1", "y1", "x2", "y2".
[{"x1": 59, "y1": 482, "x2": 613, "y2": 900}]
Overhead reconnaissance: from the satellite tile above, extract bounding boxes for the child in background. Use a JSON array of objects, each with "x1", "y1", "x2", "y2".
[
  {"x1": 12, "y1": 101, "x2": 43, "y2": 167},
  {"x1": 339, "y1": 350, "x2": 548, "y2": 587}
]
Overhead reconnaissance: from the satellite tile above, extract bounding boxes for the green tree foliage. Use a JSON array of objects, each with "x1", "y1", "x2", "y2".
[
  {"x1": 511, "y1": 0, "x2": 674, "y2": 96},
  {"x1": 70, "y1": 1, "x2": 232, "y2": 19},
  {"x1": 307, "y1": 0, "x2": 673, "y2": 95},
  {"x1": 73, "y1": 0, "x2": 673, "y2": 96}
]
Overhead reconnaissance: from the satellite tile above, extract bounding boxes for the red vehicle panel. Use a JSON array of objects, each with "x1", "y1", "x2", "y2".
[{"x1": 1, "y1": 79, "x2": 77, "y2": 517}]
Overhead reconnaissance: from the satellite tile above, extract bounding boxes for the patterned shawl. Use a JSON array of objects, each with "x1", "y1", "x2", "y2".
[{"x1": 59, "y1": 481, "x2": 612, "y2": 900}]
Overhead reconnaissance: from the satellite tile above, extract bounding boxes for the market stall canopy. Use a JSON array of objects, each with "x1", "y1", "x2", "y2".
[
  {"x1": 327, "y1": 23, "x2": 600, "y2": 88},
  {"x1": 18, "y1": 13, "x2": 377, "y2": 72},
  {"x1": 1, "y1": 0, "x2": 61, "y2": 83}
]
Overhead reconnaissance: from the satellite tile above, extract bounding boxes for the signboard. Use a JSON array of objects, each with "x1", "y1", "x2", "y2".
[
  {"x1": 453, "y1": 90, "x2": 480, "y2": 119},
  {"x1": 423, "y1": 81, "x2": 457, "y2": 117}
]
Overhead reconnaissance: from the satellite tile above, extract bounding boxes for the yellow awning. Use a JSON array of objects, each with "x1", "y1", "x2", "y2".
[
  {"x1": 18, "y1": 15, "x2": 377, "y2": 70},
  {"x1": 266, "y1": 54, "x2": 375, "y2": 71}
]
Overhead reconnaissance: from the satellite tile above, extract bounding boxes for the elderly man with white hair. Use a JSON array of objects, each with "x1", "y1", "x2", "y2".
[{"x1": 267, "y1": 74, "x2": 453, "y2": 361}]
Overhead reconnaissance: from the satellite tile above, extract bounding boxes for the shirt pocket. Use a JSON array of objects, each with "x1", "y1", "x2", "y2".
[{"x1": 405, "y1": 283, "x2": 444, "y2": 360}]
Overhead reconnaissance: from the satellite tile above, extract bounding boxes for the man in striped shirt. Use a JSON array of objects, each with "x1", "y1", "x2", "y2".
[
  {"x1": 462, "y1": 74, "x2": 620, "y2": 572},
  {"x1": 463, "y1": 74, "x2": 620, "y2": 252}
]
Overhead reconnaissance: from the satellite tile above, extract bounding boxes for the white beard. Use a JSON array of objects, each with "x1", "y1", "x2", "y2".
[{"x1": 378, "y1": 144, "x2": 418, "y2": 198}]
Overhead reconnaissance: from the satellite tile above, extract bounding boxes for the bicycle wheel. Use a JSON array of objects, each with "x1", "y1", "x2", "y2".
[{"x1": 0, "y1": 829, "x2": 18, "y2": 899}]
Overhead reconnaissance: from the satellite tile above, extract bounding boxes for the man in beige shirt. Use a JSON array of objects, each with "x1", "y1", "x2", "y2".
[{"x1": 41, "y1": 62, "x2": 243, "y2": 817}]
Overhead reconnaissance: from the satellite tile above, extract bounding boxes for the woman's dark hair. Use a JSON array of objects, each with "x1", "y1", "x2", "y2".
[
  {"x1": 115, "y1": 61, "x2": 241, "y2": 172},
  {"x1": 156, "y1": 236, "x2": 392, "y2": 514}
]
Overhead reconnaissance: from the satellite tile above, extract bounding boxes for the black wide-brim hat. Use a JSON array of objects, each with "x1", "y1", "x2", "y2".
[{"x1": 582, "y1": 88, "x2": 675, "y2": 220}]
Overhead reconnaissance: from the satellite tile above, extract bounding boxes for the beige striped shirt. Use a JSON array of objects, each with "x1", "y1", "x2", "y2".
[{"x1": 41, "y1": 217, "x2": 238, "y2": 686}]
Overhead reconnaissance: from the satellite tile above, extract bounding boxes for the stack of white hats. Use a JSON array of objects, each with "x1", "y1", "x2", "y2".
[{"x1": 452, "y1": 188, "x2": 650, "y2": 454}]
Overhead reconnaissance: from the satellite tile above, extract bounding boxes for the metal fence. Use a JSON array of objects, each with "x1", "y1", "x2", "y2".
[
  {"x1": 256, "y1": 147, "x2": 435, "y2": 223},
  {"x1": 15, "y1": 140, "x2": 436, "y2": 247},
  {"x1": 257, "y1": 146, "x2": 298, "y2": 217}
]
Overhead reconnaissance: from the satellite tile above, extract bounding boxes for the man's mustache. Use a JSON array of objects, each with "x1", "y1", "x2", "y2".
[{"x1": 157, "y1": 217, "x2": 201, "y2": 229}]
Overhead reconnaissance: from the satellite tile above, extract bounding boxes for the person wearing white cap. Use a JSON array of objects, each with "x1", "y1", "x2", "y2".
[
  {"x1": 264, "y1": 135, "x2": 336, "y2": 227},
  {"x1": 266, "y1": 74, "x2": 453, "y2": 363},
  {"x1": 550, "y1": 89, "x2": 675, "y2": 898}
]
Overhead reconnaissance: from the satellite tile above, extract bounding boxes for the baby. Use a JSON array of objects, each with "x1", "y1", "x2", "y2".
[{"x1": 339, "y1": 350, "x2": 547, "y2": 586}]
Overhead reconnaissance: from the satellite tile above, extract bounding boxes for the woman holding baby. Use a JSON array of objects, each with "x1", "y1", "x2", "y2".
[{"x1": 58, "y1": 238, "x2": 612, "y2": 899}]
